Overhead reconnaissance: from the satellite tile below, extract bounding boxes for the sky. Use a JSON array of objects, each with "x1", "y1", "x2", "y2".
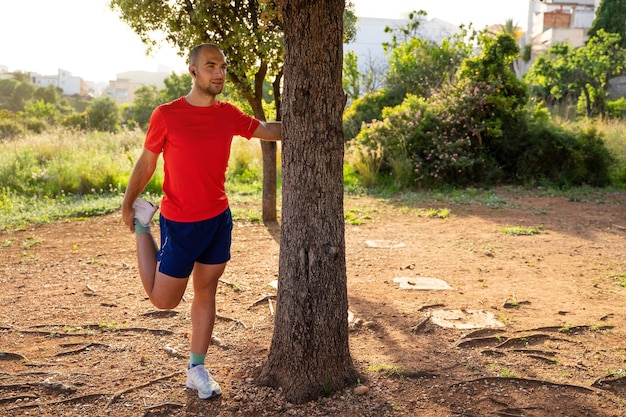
[{"x1": 0, "y1": 0, "x2": 530, "y2": 83}]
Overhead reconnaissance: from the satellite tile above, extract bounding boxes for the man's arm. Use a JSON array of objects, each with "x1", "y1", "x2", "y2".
[
  {"x1": 121, "y1": 147, "x2": 159, "y2": 232},
  {"x1": 253, "y1": 121, "x2": 282, "y2": 141}
]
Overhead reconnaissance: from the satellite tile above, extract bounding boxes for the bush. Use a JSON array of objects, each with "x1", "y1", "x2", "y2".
[
  {"x1": 342, "y1": 88, "x2": 403, "y2": 141},
  {"x1": 21, "y1": 116, "x2": 48, "y2": 134},
  {"x1": 0, "y1": 118, "x2": 25, "y2": 141},
  {"x1": 87, "y1": 97, "x2": 120, "y2": 133},
  {"x1": 607, "y1": 97, "x2": 626, "y2": 119},
  {"x1": 516, "y1": 121, "x2": 613, "y2": 187}
]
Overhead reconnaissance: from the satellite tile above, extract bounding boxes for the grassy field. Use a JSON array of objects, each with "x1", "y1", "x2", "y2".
[{"x1": 1, "y1": 120, "x2": 625, "y2": 233}]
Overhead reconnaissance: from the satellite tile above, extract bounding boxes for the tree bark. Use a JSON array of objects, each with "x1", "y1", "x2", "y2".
[
  {"x1": 257, "y1": 0, "x2": 357, "y2": 404},
  {"x1": 261, "y1": 140, "x2": 277, "y2": 221}
]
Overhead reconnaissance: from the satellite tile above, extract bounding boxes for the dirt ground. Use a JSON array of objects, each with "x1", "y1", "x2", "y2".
[{"x1": 1, "y1": 188, "x2": 626, "y2": 417}]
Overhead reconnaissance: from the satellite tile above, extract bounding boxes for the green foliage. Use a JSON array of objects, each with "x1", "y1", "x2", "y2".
[
  {"x1": 342, "y1": 89, "x2": 403, "y2": 140},
  {"x1": 502, "y1": 225, "x2": 543, "y2": 236},
  {"x1": 23, "y1": 100, "x2": 59, "y2": 124},
  {"x1": 343, "y1": 1, "x2": 358, "y2": 44},
  {"x1": 87, "y1": 97, "x2": 120, "y2": 132},
  {"x1": 588, "y1": 0, "x2": 626, "y2": 49},
  {"x1": 227, "y1": 137, "x2": 262, "y2": 190},
  {"x1": 516, "y1": 119, "x2": 613, "y2": 187},
  {"x1": 385, "y1": 28, "x2": 474, "y2": 99},
  {"x1": 20, "y1": 116, "x2": 48, "y2": 135},
  {"x1": 351, "y1": 95, "x2": 432, "y2": 186},
  {"x1": 160, "y1": 72, "x2": 192, "y2": 103},
  {"x1": 0, "y1": 188, "x2": 123, "y2": 232},
  {"x1": 382, "y1": 10, "x2": 427, "y2": 51},
  {"x1": 525, "y1": 30, "x2": 626, "y2": 118},
  {"x1": 0, "y1": 117, "x2": 26, "y2": 140},
  {"x1": 0, "y1": 79, "x2": 97, "y2": 138},
  {"x1": 125, "y1": 85, "x2": 161, "y2": 130},
  {"x1": 344, "y1": 21, "x2": 475, "y2": 142},
  {"x1": 0, "y1": 78, "x2": 19, "y2": 109},
  {"x1": 10, "y1": 82, "x2": 36, "y2": 112},
  {"x1": 607, "y1": 97, "x2": 626, "y2": 119},
  {"x1": 343, "y1": 51, "x2": 361, "y2": 103},
  {"x1": 61, "y1": 111, "x2": 88, "y2": 130}
]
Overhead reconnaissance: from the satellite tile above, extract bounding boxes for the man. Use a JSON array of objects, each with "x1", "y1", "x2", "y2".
[{"x1": 121, "y1": 43, "x2": 281, "y2": 399}]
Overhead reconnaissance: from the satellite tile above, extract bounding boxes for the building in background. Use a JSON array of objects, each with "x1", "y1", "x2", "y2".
[
  {"x1": 105, "y1": 70, "x2": 171, "y2": 104},
  {"x1": 521, "y1": 0, "x2": 599, "y2": 73},
  {"x1": 0, "y1": 64, "x2": 171, "y2": 103},
  {"x1": 30, "y1": 69, "x2": 88, "y2": 96}
]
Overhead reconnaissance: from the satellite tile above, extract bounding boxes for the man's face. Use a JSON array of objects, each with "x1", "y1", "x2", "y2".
[{"x1": 193, "y1": 46, "x2": 228, "y2": 96}]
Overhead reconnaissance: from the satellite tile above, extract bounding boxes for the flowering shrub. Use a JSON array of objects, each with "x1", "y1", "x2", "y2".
[{"x1": 347, "y1": 33, "x2": 613, "y2": 189}]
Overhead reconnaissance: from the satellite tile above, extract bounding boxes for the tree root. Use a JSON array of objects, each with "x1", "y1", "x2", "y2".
[
  {"x1": 450, "y1": 376, "x2": 595, "y2": 394},
  {"x1": 216, "y1": 314, "x2": 248, "y2": 329},
  {"x1": 0, "y1": 394, "x2": 38, "y2": 404},
  {"x1": 55, "y1": 342, "x2": 108, "y2": 357},
  {"x1": 592, "y1": 374, "x2": 626, "y2": 393},
  {"x1": 18, "y1": 326, "x2": 173, "y2": 337},
  {"x1": 250, "y1": 294, "x2": 276, "y2": 307},
  {"x1": 7, "y1": 393, "x2": 108, "y2": 410},
  {"x1": 143, "y1": 401, "x2": 184, "y2": 415},
  {"x1": 391, "y1": 370, "x2": 438, "y2": 379},
  {"x1": 411, "y1": 314, "x2": 430, "y2": 333},
  {"x1": 522, "y1": 325, "x2": 613, "y2": 334},
  {"x1": 0, "y1": 351, "x2": 27, "y2": 361},
  {"x1": 105, "y1": 370, "x2": 184, "y2": 408},
  {"x1": 0, "y1": 381, "x2": 76, "y2": 394},
  {"x1": 494, "y1": 334, "x2": 561, "y2": 349}
]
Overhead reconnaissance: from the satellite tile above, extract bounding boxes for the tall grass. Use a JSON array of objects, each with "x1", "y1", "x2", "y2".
[
  {"x1": 226, "y1": 136, "x2": 282, "y2": 195},
  {"x1": 0, "y1": 127, "x2": 158, "y2": 196},
  {"x1": 591, "y1": 119, "x2": 626, "y2": 186},
  {"x1": 564, "y1": 118, "x2": 626, "y2": 187},
  {"x1": 0, "y1": 129, "x2": 276, "y2": 232}
]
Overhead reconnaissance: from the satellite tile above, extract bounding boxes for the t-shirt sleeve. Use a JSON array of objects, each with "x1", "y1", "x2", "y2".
[
  {"x1": 231, "y1": 104, "x2": 261, "y2": 139},
  {"x1": 144, "y1": 107, "x2": 167, "y2": 153}
]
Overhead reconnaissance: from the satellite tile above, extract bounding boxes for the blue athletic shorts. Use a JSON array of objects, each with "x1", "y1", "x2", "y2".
[{"x1": 156, "y1": 208, "x2": 233, "y2": 278}]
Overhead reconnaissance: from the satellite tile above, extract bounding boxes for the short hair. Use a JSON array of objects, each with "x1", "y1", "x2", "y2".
[{"x1": 189, "y1": 43, "x2": 223, "y2": 66}]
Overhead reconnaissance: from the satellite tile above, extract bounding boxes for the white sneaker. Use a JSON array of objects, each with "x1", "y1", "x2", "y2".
[
  {"x1": 186, "y1": 365, "x2": 221, "y2": 399},
  {"x1": 132, "y1": 198, "x2": 158, "y2": 227}
]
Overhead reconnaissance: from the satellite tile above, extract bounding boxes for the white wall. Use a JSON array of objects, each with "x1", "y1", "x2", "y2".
[{"x1": 344, "y1": 16, "x2": 461, "y2": 78}]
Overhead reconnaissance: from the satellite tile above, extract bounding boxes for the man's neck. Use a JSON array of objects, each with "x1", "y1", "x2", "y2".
[{"x1": 185, "y1": 90, "x2": 217, "y2": 107}]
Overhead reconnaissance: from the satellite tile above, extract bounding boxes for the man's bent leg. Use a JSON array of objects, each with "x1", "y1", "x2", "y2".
[
  {"x1": 136, "y1": 233, "x2": 188, "y2": 310},
  {"x1": 135, "y1": 232, "x2": 158, "y2": 296}
]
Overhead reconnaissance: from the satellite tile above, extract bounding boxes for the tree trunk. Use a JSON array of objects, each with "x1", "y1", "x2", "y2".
[
  {"x1": 261, "y1": 70, "x2": 283, "y2": 223},
  {"x1": 246, "y1": 86, "x2": 278, "y2": 222},
  {"x1": 261, "y1": 140, "x2": 277, "y2": 221},
  {"x1": 257, "y1": 0, "x2": 357, "y2": 404}
]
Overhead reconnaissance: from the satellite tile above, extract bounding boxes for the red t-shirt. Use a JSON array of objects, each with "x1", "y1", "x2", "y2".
[{"x1": 144, "y1": 97, "x2": 260, "y2": 222}]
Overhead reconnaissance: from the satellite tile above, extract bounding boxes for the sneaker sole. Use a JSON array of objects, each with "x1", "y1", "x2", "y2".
[{"x1": 186, "y1": 382, "x2": 221, "y2": 399}]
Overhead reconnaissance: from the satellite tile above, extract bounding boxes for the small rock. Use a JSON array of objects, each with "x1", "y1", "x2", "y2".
[{"x1": 353, "y1": 385, "x2": 369, "y2": 395}]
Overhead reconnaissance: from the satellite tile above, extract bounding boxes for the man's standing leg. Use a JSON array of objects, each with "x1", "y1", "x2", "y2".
[{"x1": 185, "y1": 262, "x2": 225, "y2": 399}]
